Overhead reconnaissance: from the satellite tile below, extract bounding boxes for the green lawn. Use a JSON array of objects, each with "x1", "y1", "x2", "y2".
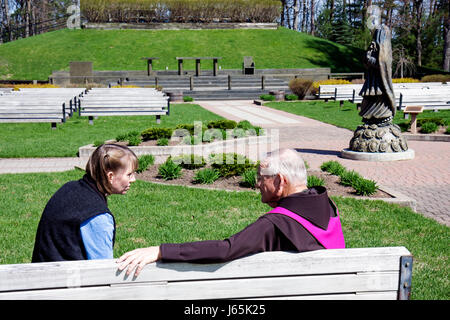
[
  {"x1": 0, "y1": 27, "x2": 364, "y2": 80},
  {"x1": 0, "y1": 170, "x2": 448, "y2": 299},
  {"x1": 0, "y1": 103, "x2": 223, "y2": 158},
  {"x1": 265, "y1": 100, "x2": 450, "y2": 131}
]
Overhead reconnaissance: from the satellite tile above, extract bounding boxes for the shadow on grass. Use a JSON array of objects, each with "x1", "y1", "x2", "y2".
[{"x1": 301, "y1": 37, "x2": 365, "y2": 73}]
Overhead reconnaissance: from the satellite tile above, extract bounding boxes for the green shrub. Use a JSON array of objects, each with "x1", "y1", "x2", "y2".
[
  {"x1": 136, "y1": 155, "x2": 155, "y2": 173},
  {"x1": 237, "y1": 120, "x2": 254, "y2": 131},
  {"x1": 285, "y1": 94, "x2": 299, "y2": 101},
  {"x1": 156, "y1": 138, "x2": 169, "y2": 146},
  {"x1": 420, "y1": 122, "x2": 438, "y2": 134},
  {"x1": 353, "y1": 178, "x2": 378, "y2": 196},
  {"x1": 240, "y1": 168, "x2": 257, "y2": 188},
  {"x1": 203, "y1": 128, "x2": 226, "y2": 142},
  {"x1": 259, "y1": 94, "x2": 275, "y2": 101},
  {"x1": 210, "y1": 153, "x2": 257, "y2": 177},
  {"x1": 307, "y1": 175, "x2": 325, "y2": 188},
  {"x1": 193, "y1": 168, "x2": 220, "y2": 184},
  {"x1": 254, "y1": 126, "x2": 265, "y2": 136},
  {"x1": 158, "y1": 158, "x2": 182, "y2": 180},
  {"x1": 446, "y1": 126, "x2": 450, "y2": 134},
  {"x1": 127, "y1": 135, "x2": 142, "y2": 146},
  {"x1": 171, "y1": 154, "x2": 206, "y2": 169},
  {"x1": 183, "y1": 96, "x2": 194, "y2": 102},
  {"x1": 288, "y1": 78, "x2": 313, "y2": 99},
  {"x1": 320, "y1": 161, "x2": 346, "y2": 176},
  {"x1": 93, "y1": 140, "x2": 104, "y2": 147},
  {"x1": 339, "y1": 170, "x2": 363, "y2": 187},
  {"x1": 116, "y1": 131, "x2": 141, "y2": 144},
  {"x1": 175, "y1": 124, "x2": 195, "y2": 135},
  {"x1": 182, "y1": 135, "x2": 202, "y2": 145},
  {"x1": 115, "y1": 133, "x2": 128, "y2": 142},
  {"x1": 420, "y1": 74, "x2": 450, "y2": 83},
  {"x1": 207, "y1": 120, "x2": 237, "y2": 130},
  {"x1": 141, "y1": 127, "x2": 173, "y2": 141},
  {"x1": 397, "y1": 121, "x2": 410, "y2": 132},
  {"x1": 417, "y1": 117, "x2": 446, "y2": 127}
]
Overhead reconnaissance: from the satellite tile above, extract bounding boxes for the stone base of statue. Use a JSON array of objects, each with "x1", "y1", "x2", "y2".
[{"x1": 341, "y1": 122, "x2": 415, "y2": 161}]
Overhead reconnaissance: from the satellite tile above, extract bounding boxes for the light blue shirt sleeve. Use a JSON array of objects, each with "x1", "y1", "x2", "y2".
[{"x1": 80, "y1": 213, "x2": 115, "y2": 260}]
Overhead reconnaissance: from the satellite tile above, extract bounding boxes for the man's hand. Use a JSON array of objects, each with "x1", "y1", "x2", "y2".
[{"x1": 116, "y1": 246, "x2": 161, "y2": 277}]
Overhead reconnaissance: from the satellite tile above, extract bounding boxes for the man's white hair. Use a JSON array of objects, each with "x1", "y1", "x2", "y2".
[{"x1": 260, "y1": 149, "x2": 307, "y2": 186}]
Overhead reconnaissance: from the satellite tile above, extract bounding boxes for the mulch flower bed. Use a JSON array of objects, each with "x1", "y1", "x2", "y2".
[{"x1": 137, "y1": 166, "x2": 392, "y2": 199}]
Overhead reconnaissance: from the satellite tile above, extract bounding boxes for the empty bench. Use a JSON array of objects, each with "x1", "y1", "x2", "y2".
[
  {"x1": 0, "y1": 247, "x2": 413, "y2": 300},
  {"x1": 0, "y1": 88, "x2": 85, "y2": 128},
  {"x1": 79, "y1": 88, "x2": 170, "y2": 124}
]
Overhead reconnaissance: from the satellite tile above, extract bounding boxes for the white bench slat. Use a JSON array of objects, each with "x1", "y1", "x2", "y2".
[
  {"x1": 0, "y1": 271, "x2": 399, "y2": 300},
  {"x1": 251, "y1": 291, "x2": 398, "y2": 300},
  {"x1": 0, "y1": 118, "x2": 63, "y2": 123},
  {"x1": 79, "y1": 111, "x2": 168, "y2": 116}
]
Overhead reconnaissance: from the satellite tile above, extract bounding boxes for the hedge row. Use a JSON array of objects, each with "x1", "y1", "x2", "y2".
[{"x1": 81, "y1": 0, "x2": 281, "y2": 23}]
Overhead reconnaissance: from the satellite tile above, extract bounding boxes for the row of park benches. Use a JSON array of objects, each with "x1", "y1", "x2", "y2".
[
  {"x1": 318, "y1": 82, "x2": 450, "y2": 111},
  {"x1": 0, "y1": 247, "x2": 413, "y2": 300},
  {"x1": 0, "y1": 88, "x2": 86, "y2": 128},
  {"x1": 0, "y1": 88, "x2": 170, "y2": 128}
]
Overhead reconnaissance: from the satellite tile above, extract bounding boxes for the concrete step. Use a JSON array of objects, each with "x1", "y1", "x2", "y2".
[{"x1": 177, "y1": 89, "x2": 293, "y2": 100}]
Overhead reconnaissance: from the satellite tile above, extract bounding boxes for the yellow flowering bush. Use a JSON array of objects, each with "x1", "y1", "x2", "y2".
[{"x1": 392, "y1": 78, "x2": 419, "y2": 83}]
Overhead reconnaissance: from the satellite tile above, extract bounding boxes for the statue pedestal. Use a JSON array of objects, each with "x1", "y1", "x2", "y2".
[{"x1": 341, "y1": 148, "x2": 415, "y2": 161}]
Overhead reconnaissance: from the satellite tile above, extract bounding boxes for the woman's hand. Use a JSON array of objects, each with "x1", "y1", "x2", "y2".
[{"x1": 116, "y1": 246, "x2": 161, "y2": 277}]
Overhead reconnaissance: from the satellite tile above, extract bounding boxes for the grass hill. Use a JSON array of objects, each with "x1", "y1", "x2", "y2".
[{"x1": 0, "y1": 27, "x2": 364, "y2": 81}]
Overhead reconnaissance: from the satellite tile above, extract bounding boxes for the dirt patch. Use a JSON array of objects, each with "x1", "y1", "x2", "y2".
[{"x1": 137, "y1": 166, "x2": 392, "y2": 199}]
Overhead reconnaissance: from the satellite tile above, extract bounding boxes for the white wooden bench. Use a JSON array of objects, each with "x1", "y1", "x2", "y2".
[
  {"x1": 0, "y1": 247, "x2": 413, "y2": 300},
  {"x1": 79, "y1": 88, "x2": 170, "y2": 124},
  {"x1": 0, "y1": 88, "x2": 86, "y2": 128},
  {"x1": 318, "y1": 83, "x2": 450, "y2": 112}
]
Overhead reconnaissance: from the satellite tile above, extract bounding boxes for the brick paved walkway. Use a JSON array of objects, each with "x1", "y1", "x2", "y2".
[{"x1": 0, "y1": 100, "x2": 448, "y2": 226}]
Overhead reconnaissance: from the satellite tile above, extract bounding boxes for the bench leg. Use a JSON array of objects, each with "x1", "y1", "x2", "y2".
[
  {"x1": 213, "y1": 59, "x2": 218, "y2": 76},
  {"x1": 89, "y1": 116, "x2": 94, "y2": 125},
  {"x1": 178, "y1": 59, "x2": 183, "y2": 76},
  {"x1": 51, "y1": 123, "x2": 57, "y2": 130},
  {"x1": 156, "y1": 115, "x2": 161, "y2": 124},
  {"x1": 195, "y1": 59, "x2": 201, "y2": 77}
]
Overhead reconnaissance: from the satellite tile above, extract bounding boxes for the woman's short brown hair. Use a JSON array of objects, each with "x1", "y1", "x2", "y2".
[{"x1": 86, "y1": 144, "x2": 138, "y2": 195}]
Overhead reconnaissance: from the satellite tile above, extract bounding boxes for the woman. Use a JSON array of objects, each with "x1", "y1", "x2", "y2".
[{"x1": 32, "y1": 144, "x2": 138, "y2": 262}]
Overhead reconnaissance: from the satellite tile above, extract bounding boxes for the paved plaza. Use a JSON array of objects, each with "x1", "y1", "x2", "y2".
[{"x1": 0, "y1": 100, "x2": 449, "y2": 226}]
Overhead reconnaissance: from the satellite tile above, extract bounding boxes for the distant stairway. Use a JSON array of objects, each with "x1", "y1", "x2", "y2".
[{"x1": 121, "y1": 75, "x2": 292, "y2": 100}]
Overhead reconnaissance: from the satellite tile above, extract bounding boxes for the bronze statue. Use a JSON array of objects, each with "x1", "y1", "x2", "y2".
[{"x1": 349, "y1": 24, "x2": 408, "y2": 153}]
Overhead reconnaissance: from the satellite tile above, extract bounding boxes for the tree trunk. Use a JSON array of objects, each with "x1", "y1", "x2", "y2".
[
  {"x1": 310, "y1": 0, "x2": 315, "y2": 36},
  {"x1": 413, "y1": 0, "x2": 424, "y2": 67},
  {"x1": 444, "y1": 3, "x2": 450, "y2": 71},
  {"x1": 301, "y1": 0, "x2": 307, "y2": 32},
  {"x1": 25, "y1": 0, "x2": 32, "y2": 38},
  {"x1": 330, "y1": 0, "x2": 334, "y2": 21},
  {"x1": 1, "y1": 0, "x2": 11, "y2": 41},
  {"x1": 280, "y1": 0, "x2": 286, "y2": 27},
  {"x1": 293, "y1": 0, "x2": 299, "y2": 31}
]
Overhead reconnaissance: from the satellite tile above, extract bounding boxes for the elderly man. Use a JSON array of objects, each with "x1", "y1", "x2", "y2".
[{"x1": 118, "y1": 149, "x2": 345, "y2": 277}]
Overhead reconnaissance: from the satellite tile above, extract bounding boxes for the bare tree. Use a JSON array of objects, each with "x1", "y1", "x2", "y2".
[
  {"x1": 413, "y1": 0, "x2": 424, "y2": 66},
  {"x1": 301, "y1": 0, "x2": 307, "y2": 32},
  {"x1": 444, "y1": 0, "x2": 450, "y2": 71},
  {"x1": 293, "y1": 0, "x2": 299, "y2": 30},
  {"x1": 1, "y1": 0, "x2": 11, "y2": 41}
]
